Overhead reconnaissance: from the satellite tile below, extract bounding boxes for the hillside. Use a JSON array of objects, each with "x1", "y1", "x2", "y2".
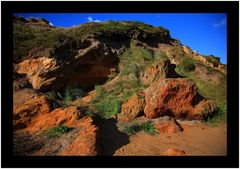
[{"x1": 13, "y1": 16, "x2": 227, "y2": 156}]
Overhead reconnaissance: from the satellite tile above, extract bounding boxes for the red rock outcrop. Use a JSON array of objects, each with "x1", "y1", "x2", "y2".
[
  {"x1": 15, "y1": 104, "x2": 100, "y2": 156},
  {"x1": 60, "y1": 117, "x2": 99, "y2": 156},
  {"x1": 13, "y1": 89, "x2": 52, "y2": 130},
  {"x1": 26, "y1": 106, "x2": 83, "y2": 132},
  {"x1": 144, "y1": 78, "x2": 216, "y2": 120},
  {"x1": 140, "y1": 59, "x2": 170, "y2": 85},
  {"x1": 117, "y1": 94, "x2": 145, "y2": 122},
  {"x1": 154, "y1": 117, "x2": 183, "y2": 134},
  {"x1": 14, "y1": 57, "x2": 59, "y2": 90}
]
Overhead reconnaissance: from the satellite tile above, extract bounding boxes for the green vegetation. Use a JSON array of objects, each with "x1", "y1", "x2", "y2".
[
  {"x1": 14, "y1": 18, "x2": 170, "y2": 62},
  {"x1": 141, "y1": 121, "x2": 158, "y2": 135},
  {"x1": 206, "y1": 107, "x2": 225, "y2": 126},
  {"x1": 178, "y1": 57, "x2": 196, "y2": 72},
  {"x1": 92, "y1": 85, "x2": 122, "y2": 119},
  {"x1": 44, "y1": 86, "x2": 85, "y2": 108},
  {"x1": 64, "y1": 86, "x2": 84, "y2": 102},
  {"x1": 123, "y1": 123, "x2": 142, "y2": 135},
  {"x1": 205, "y1": 55, "x2": 220, "y2": 66},
  {"x1": 158, "y1": 26, "x2": 170, "y2": 36},
  {"x1": 91, "y1": 78, "x2": 144, "y2": 119},
  {"x1": 207, "y1": 66, "x2": 215, "y2": 74},
  {"x1": 84, "y1": 111, "x2": 96, "y2": 117},
  {"x1": 95, "y1": 85, "x2": 104, "y2": 96},
  {"x1": 44, "y1": 125, "x2": 73, "y2": 138},
  {"x1": 90, "y1": 41, "x2": 167, "y2": 119},
  {"x1": 28, "y1": 17, "x2": 39, "y2": 23},
  {"x1": 13, "y1": 22, "x2": 65, "y2": 61},
  {"x1": 154, "y1": 50, "x2": 168, "y2": 60},
  {"x1": 123, "y1": 121, "x2": 157, "y2": 135},
  {"x1": 119, "y1": 40, "x2": 167, "y2": 77},
  {"x1": 94, "y1": 98, "x2": 121, "y2": 119},
  {"x1": 193, "y1": 77, "x2": 226, "y2": 121}
]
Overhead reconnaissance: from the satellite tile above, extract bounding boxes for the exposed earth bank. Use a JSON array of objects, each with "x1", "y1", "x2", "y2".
[{"x1": 13, "y1": 16, "x2": 227, "y2": 156}]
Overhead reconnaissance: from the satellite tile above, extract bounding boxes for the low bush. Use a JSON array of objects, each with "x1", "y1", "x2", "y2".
[
  {"x1": 141, "y1": 121, "x2": 158, "y2": 135},
  {"x1": 95, "y1": 85, "x2": 104, "y2": 97},
  {"x1": 44, "y1": 87, "x2": 84, "y2": 108},
  {"x1": 93, "y1": 97, "x2": 121, "y2": 119},
  {"x1": 123, "y1": 121, "x2": 157, "y2": 135},
  {"x1": 123, "y1": 123, "x2": 142, "y2": 135},
  {"x1": 44, "y1": 125, "x2": 73, "y2": 138},
  {"x1": 64, "y1": 86, "x2": 85, "y2": 102},
  {"x1": 179, "y1": 58, "x2": 196, "y2": 72},
  {"x1": 207, "y1": 107, "x2": 226, "y2": 126}
]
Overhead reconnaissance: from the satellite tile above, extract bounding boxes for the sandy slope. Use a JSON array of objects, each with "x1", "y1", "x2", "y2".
[{"x1": 113, "y1": 122, "x2": 227, "y2": 156}]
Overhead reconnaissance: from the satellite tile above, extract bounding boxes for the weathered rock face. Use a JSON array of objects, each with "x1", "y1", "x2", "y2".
[
  {"x1": 140, "y1": 59, "x2": 170, "y2": 85},
  {"x1": 14, "y1": 57, "x2": 59, "y2": 90},
  {"x1": 13, "y1": 77, "x2": 32, "y2": 91},
  {"x1": 13, "y1": 15, "x2": 53, "y2": 28},
  {"x1": 14, "y1": 38, "x2": 121, "y2": 91},
  {"x1": 26, "y1": 106, "x2": 83, "y2": 132},
  {"x1": 144, "y1": 78, "x2": 216, "y2": 120},
  {"x1": 153, "y1": 117, "x2": 183, "y2": 134},
  {"x1": 13, "y1": 89, "x2": 52, "y2": 130},
  {"x1": 14, "y1": 117, "x2": 100, "y2": 156},
  {"x1": 182, "y1": 45, "x2": 227, "y2": 74},
  {"x1": 140, "y1": 59, "x2": 181, "y2": 85},
  {"x1": 117, "y1": 94, "x2": 145, "y2": 122},
  {"x1": 158, "y1": 44, "x2": 185, "y2": 64},
  {"x1": 162, "y1": 148, "x2": 186, "y2": 156},
  {"x1": 182, "y1": 45, "x2": 193, "y2": 55},
  {"x1": 60, "y1": 117, "x2": 99, "y2": 156}
]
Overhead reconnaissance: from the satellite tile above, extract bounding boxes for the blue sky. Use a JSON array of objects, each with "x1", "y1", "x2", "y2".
[{"x1": 15, "y1": 13, "x2": 227, "y2": 64}]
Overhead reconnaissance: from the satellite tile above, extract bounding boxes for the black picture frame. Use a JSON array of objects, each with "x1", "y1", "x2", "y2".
[{"x1": 1, "y1": 1, "x2": 239, "y2": 168}]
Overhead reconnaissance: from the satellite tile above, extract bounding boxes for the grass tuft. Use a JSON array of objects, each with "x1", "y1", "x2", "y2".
[
  {"x1": 178, "y1": 57, "x2": 195, "y2": 72},
  {"x1": 123, "y1": 121, "x2": 157, "y2": 136},
  {"x1": 44, "y1": 125, "x2": 73, "y2": 138}
]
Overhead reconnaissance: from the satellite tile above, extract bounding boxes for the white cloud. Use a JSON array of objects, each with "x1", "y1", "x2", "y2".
[
  {"x1": 87, "y1": 16, "x2": 101, "y2": 23},
  {"x1": 213, "y1": 17, "x2": 226, "y2": 28},
  {"x1": 87, "y1": 16, "x2": 93, "y2": 22},
  {"x1": 49, "y1": 22, "x2": 54, "y2": 26}
]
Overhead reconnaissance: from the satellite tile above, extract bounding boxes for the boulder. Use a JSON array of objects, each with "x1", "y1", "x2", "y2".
[
  {"x1": 26, "y1": 106, "x2": 83, "y2": 132},
  {"x1": 192, "y1": 99, "x2": 217, "y2": 120},
  {"x1": 117, "y1": 94, "x2": 145, "y2": 122},
  {"x1": 140, "y1": 59, "x2": 170, "y2": 85},
  {"x1": 144, "y1": 78, "x2": 216, "y2": 120},
  {"x1": 153, "y1": 117, "x2": 183, "y2": 134},
  {"x1": 13, "y1": 89, "x2": 52, "y2": 130},
  {"x1": 162, "y1": 148, "x2": 186, "y2": 156},
  {"x1": 59, "y1": 117, "x2": 99, "y2": 156}
]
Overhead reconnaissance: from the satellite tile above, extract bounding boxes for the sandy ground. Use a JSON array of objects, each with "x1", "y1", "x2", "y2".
[
  {"x1": 113, "y1": 122, "x2": 227, "y2": 156},
  {"x1": 14, "y1": 118, "x2": 227, "y2": 156}
]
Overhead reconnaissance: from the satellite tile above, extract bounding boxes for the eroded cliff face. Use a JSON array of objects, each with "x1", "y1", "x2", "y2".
[
  {"x1": 13, "y1": 16, "x2": 227, "y2": 156},
  {"x1": 14, "y1": 16, "x2": 226, "y2": 92},
  {"x1": 182, "y1": 45, "x2": 227, "y2": 74}
]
